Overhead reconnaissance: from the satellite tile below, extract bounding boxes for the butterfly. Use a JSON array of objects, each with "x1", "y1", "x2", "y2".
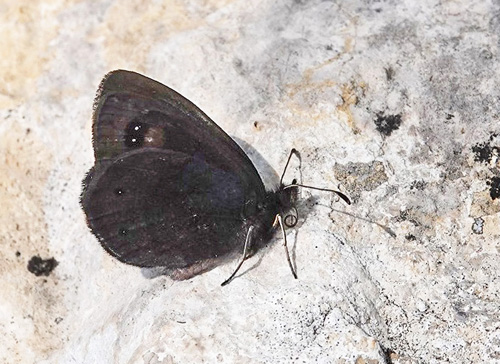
[{"x1": 80, "y1": 70, "x2": 350, "y2": 285}]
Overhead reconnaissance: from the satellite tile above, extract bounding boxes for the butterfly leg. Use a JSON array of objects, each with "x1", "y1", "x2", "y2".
[
  {"x1": 221, "y1": 225, "x2": 255, "y2": 286},
  {"x1": 274, "y1": 214, "x2": 298, "y2": 279}
]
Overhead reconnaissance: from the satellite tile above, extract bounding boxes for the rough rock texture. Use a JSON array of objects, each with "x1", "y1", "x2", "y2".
[{"x1": 1, "y1": 0, "x2": 499, "y2": 363}]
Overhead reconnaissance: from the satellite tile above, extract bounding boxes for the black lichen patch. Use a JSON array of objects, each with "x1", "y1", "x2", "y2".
[
  {"x1": 380, "y1": 345, "x2": 397, "y2": 364},
  {"x1": 410, "y1": 180, "x2": 426, "y2": 191},
  {"x1": 405, "y1": 233, "x2": 417, "y2": 241},
  {"x1": 395, "y1": 208, "x2": 420, "y2": 226},
  {"x1": 27, "y1": 256, "x2": 58, "y2": 277},
  {"x1": 374, "y1": 113, "x2": 402, "y2": 136},
  {"x1": 487, "y1": 176, "x2": 500, "y2": 200},
  {"x1": 385, "y1": 67, "x2": 395, "y2": 81},
  {"x1": 472, "y1": 133, "x2": 499, "y2": 163},
  {"x1": 472, "y1": 142, "x2": 499, "y2": 163}
]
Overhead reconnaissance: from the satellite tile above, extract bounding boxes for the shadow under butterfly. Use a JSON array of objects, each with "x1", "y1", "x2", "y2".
[{"x1": 80, "y1": 70, "x2": 350, "y2": 286}]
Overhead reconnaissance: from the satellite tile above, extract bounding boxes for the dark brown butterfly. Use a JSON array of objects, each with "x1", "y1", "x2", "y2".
[{"x1": 80, "y1": 70, "x2": 350, "y2": 285}]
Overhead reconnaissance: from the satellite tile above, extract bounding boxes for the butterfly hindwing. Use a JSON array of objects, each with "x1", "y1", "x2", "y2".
[{"x1": 82, "y1": 148, "x2": 259, "y2": 269}]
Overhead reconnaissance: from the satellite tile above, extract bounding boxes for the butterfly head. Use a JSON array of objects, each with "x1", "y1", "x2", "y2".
[{"x1": 277, "y1": 179, "x2": 299, "y2": 228}]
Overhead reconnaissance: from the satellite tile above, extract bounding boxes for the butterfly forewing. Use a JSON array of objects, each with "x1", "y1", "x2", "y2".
[{"x1": 92, "y1": 70, "x2": 259, "y2": 183}]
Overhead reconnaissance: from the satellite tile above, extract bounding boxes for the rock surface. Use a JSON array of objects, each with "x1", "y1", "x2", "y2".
[{"x1": 1, "y1": 0, "x2": 499, "y2": 363}]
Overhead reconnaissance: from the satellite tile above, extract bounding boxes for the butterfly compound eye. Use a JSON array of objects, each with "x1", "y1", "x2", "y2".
[{"x1": 284, "y1": 214, "x2": 297, "y2": 228}]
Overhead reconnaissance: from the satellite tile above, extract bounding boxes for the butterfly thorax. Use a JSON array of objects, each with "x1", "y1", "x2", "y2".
[{"x1": 251, "y1": 185, "x2": 299, "y2": 232}]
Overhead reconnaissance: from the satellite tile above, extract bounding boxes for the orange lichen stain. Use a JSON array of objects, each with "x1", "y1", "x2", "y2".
[
  {"x1": 0, "y1": 125, "x2": 53, "y2": 263},
  {"x1": 470, "y1": 190, "x2": 500, "y2": 217},
  {"x1": 286, "y1": 55, "x2": 341, "y2": 100},
  {"x1": 389, "y1": 351, "x2": 400, "y2": 361},
  {"x1": 338, "y1": 82, "x2": 365, "y2": 134},
  {"x1": 93, "y1": 0, "x2": 232, "y2": 71},
  {"x1": 283, "y1": 36, "x2": 366, "y2": 130},
  {"x1": 483, "y1": 213, "x2": 500, "y2": 237},
  {"x1": 0, "y1": 0, "x2": 72, "y2": 108},
  {"x1": 284, "y1": 64, "x2": 338, "y2": 124},
  {"x1": 0, "y1": 123, "x2": 64, "y2": 363},
  {"x1": 344, "y1": 37, "x2": 353, "y2": 53},
  {"x1": 355, "y1": 357, "x2": 381, "y2": 364}
]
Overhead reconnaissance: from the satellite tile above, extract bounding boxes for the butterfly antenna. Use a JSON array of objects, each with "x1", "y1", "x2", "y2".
[
  {"x1": 221, "y1": 226, "x2": 254, "y2": 286},
  {"x1": 283, "y1": 183, "x2": 351, "y2": 205},
  {"x1": 280, "y1": 148, "x2": 299, "y2": 185},
  {"x1": 274, "y1": 214, "x2": 298, "y2": 279}
]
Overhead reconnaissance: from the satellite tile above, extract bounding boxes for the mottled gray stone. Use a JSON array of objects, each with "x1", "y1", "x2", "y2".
[{"x1": 1, "y1": 0, "x2": 499, "y2": 363}]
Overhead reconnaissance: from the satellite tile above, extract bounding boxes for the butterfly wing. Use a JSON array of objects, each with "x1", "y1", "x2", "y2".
[
  {"x1": 91, "y1": 70, "x2": 257, "y2": 178},
  {"x1": 81, "y1": 70, "x2": 276, "y2": 272},
  {"x1": 82, "y1": 148, "x2": 268, "y2": 269}
]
